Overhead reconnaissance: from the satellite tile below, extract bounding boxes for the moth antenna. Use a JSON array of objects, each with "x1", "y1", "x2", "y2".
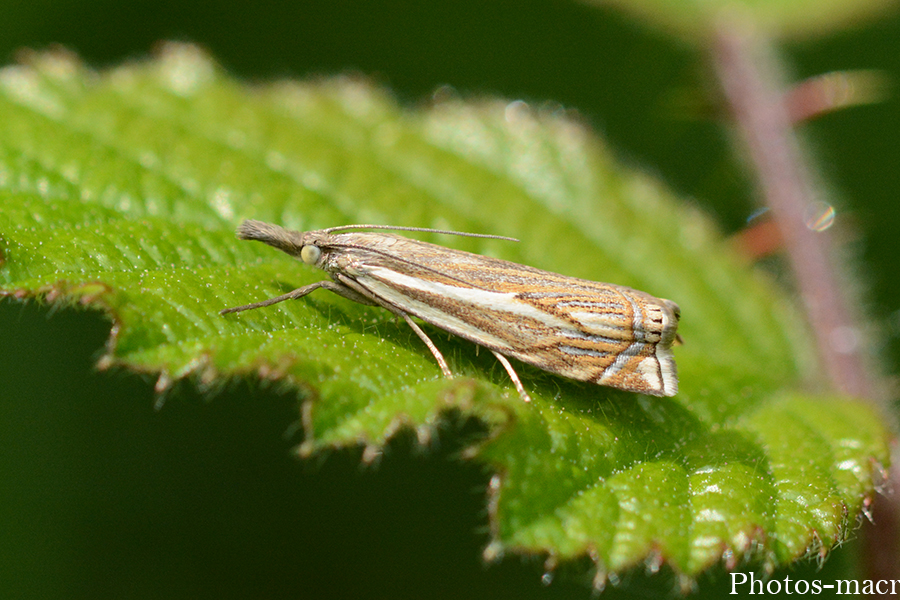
[{"x1": 323, "y1": 223, "x2": 519, "y2": 242}]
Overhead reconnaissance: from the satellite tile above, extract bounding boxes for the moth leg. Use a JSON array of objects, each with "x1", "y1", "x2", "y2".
[
  {"x1": 330, "y1": 274, "x2": 454, "y2": 379},
  {"x1": 220, "y1": 280, "x2": 375, "y2": 315},
  {"x1": 400, "y1": 313, "x2": 453, "y2": 379},
  {"x1": 490, "y1": 351, "x2": 532, "y2": 403},
  {"x1": 316, "y1": 280, "x2": 379, "y2": 306}
]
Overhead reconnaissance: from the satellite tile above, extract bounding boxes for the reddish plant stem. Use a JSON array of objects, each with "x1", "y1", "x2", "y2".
[
  {"x1": 712, "y1": 25, "x2": 873, "y2": 400},
  {"x1": 712, "y1": 22, "x2": 895, "y2": 591}
]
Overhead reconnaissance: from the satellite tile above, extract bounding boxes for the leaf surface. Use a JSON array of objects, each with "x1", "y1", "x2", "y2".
[{"x1": 0, "y1": 45, "x2": 889, "y2": 581}]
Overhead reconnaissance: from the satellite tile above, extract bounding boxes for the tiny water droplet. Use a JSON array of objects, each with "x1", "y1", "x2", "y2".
[
  {"x1": 504, "y1": 99, "x2": 530, "y2": 123},
  {"x1": 804, "y1": 201, "x2": 836, "y2": 231}
]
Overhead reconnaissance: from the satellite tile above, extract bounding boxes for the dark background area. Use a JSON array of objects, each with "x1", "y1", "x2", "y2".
[{"x1": 1, "y1": 1, "x2": 897, "y2": 597}]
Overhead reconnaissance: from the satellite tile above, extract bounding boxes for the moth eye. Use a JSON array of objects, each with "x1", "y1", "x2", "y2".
[{"x1": 300, "y1": 245, "x2": 321, "y2": 265}]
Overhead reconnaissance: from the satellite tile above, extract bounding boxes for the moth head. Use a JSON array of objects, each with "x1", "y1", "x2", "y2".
[{"x1": 234, "y1": 220, "x2": 336, "y2": 269}]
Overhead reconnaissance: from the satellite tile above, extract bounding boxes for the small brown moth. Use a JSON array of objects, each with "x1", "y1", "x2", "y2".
[{"x1": 222, "y1": 220, "x2": 680, "y2": 401}]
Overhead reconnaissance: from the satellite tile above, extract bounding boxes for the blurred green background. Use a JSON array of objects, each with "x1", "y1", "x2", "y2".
[{"x1": 1, "y1": 0, "x2": 898, "y2": 597}]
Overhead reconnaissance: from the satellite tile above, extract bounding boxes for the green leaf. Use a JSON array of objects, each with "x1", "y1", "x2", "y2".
[
  {"x1": 589, "y1": 0, "x2": 895, "y2": 40},
  {"x1": 0, "y1": 44, "x2": 889, "y2": 582}
]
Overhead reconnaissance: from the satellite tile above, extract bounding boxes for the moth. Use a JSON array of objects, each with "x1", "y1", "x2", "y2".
[{"x1": 221, "y1": 220, "x2": 681, "y2": 401}]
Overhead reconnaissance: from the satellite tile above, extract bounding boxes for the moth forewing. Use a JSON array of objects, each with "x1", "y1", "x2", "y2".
[
  {"x1": 340, "y1": 249, "x2": 679, "y2": 397},
  {"x1": 222, "y1": 220, "x2": 681, "y2": 400}
]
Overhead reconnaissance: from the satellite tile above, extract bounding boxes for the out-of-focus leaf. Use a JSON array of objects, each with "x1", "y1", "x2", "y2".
[{"x1": 587, "y1": 0, "x2": 895, "y2": 41}]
